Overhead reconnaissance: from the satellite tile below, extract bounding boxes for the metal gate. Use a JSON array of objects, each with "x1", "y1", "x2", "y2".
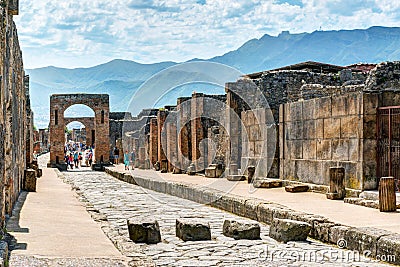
[{"x1": 377, "y1": 106, "x2": 400, "y2": 191}]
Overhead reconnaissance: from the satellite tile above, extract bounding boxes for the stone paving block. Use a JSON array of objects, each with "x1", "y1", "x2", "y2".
[
  {"x1": 269, "y1": 218, "x2": 311, "y2": 243},
  {"x1": 253, "y1": 178, "x2": 282, "y2": 188},
  {"x1": 205, "y1": 167, "x2": 216, "y2": 178},
  {"x1": 222, "y1": 219, "x2": 260, "y2": 240},
  {"x1": 346, "y1": 227, "x2": 392, "y2": 257},
  {"x1": 176, "y1": 219, "x2": 211, "y2": 241},
  {"x1": 377, "y1": 234, "x2": 400, "y2": 265},
  {"x1": 127, "y1": 219, "x2": 161, "y2": 244},
  {"x1": 285, "y1": 184, "x2": 309, "y2": 193}
]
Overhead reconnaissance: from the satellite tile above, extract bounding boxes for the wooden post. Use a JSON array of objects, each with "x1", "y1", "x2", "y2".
[{"x1": 379, "y1": 177, "x2": 397, "y2": 212}]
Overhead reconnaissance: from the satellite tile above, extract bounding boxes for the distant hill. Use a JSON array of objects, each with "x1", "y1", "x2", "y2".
[{"x1": 28, "y1": 26, "x2": 400, "y2": 128}]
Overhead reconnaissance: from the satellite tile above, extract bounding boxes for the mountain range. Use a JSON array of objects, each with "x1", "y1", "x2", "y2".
[{"x1": 28, "y1": 26, "x2": 400, "y2": 128}]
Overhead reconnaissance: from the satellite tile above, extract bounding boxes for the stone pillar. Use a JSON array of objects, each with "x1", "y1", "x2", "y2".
[
  {"x1": 157, "y1": 110, "x2": 168, "y2": 164},
  {"x1": 177, "y1": 97, "x2": 191, "y2": 172},
  {"x1": 191, "y1": 93, "x2": 206, "y2": 171},
  {"x1": 225, "y1": 87, "x2": 242, "y2": 171},
  {"x1": 166, "y1": 115, "x2": 178, "y2": 172},
  {"x1": 149, "y1": 118, "x2": 158, "y2": 166},
  {"x1": 94, "y1": 104, "x2": 110, "y2": 163},
  {"x1": 49, "y1": 101, "x2": 66, "y2": 166}
]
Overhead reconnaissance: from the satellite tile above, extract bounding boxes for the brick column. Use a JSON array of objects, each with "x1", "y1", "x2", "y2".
[
  {"x1": 177, "y1": 97, "x2": 191, "y2": 171},
  {"x1": 157, "y1": 110, "x2": 168, "y2": 163},
  {"x1": 166, "y1": 116, "x2": 178, "y2": 172},
  {"x1": 191, "y1": 93, "x2": 206, "y2": 171},
  {"x1": 149, "y1": 118, "x2": 158, "y2": 166}
]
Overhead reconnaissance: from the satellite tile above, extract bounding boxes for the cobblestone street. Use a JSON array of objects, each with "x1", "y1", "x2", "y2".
[{"x1": 60, "y1": 168, "x2": 391, "y2": 267}]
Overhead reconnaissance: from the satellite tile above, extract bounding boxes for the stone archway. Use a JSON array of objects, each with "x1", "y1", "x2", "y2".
[
  {"x1": 64, "y1": 117, "x2": 94, "y2": 146},
  {"x1": 49, "y1": 94, "x2": 110, "y2": 166}
]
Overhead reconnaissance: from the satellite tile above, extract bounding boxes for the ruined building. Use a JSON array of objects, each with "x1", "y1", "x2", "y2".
[
  {"x1": 122, "y1": 60, "x2": 400, "y2": 193},
  {"x1": 0, "y1": 1, "x2": 35, "y2": 225}
]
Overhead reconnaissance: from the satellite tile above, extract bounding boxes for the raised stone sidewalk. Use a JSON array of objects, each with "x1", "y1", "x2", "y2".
[
  {"x1": 6, "y1": 155, "x2": 132, "y2": 267},
  {"x1": 105, "y1": 165, "x2": 400, "y2": 265}
]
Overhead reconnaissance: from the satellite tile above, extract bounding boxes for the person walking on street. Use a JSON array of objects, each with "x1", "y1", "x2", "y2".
[
  {"x1": 124, "y1": 150, "x2": 130, "y2": 170},
  {"x1": 113, "y1": 146, "x2": 120, "y2": 164}
]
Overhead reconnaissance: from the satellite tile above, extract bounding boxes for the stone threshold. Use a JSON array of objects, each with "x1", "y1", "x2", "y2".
[
  {"x1": 105, "y1": 167, "x2": 400, "y2": 266},
  {"x1": 344, "y1": 190, "x2": 400, "y2": 210}
]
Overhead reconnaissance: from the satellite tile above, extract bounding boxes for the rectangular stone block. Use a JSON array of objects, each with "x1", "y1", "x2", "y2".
[
  {"x1": 315, "y1": 97, "x2": 331, "y2": 119},
  {"x1": 377, "y1": 234, "x2": 400, "y2": 265},
  {"x1": 24, "y1": 169, "x2": 36, "y2": 192},
  {"x1": 302, "y1": 140, "x2": 316, "y2": 160},
  {"x1": 332, "y1": 139, "x2": 349, "y2": 161},
  {"x1": 329, "y1": 225, "x2": 351, "y2": 245},
  {"x1": 340, "y1": 116, "x2": 360, "y2": 139},
  {"x1": 223, "y1": 220, "x2": 260, "y2": 240},
  {"x1": 127, "y1": 220, "x2": 161, "y2": 244},
  {"x1": 244, "y1": 198, "x2": 261, "y2": 221},
  {"x1": 317, "y1": 140, "x2": 332, "y2": 160},
  {"x1": 363, "y1": 93, "x2": 379, "y2": 115},
  {"x1": 324, "y1": 118, "x2": 340, "y2": 139},
  {"x1": 176, "y1": 219, "x2": 211, "y2": 241},
  {"x1": 302, "y1": 99, "x2": 315, "y2": 120},
  {"x1": 346, "y1": 227, "x2": 392, "y2": 258}
]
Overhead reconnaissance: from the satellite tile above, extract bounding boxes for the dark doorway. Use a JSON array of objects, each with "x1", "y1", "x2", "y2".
[{"x1": 91, "y1": 130, "x2": 95, "y2": 146}]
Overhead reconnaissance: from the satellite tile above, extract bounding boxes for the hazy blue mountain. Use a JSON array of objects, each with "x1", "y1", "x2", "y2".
[{"x1": 28, "y1": 26, "x2": 400, "y2": 128}]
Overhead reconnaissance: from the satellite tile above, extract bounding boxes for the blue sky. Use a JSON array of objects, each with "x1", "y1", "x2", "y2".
[{"x1": 14, "y1": 0, "x2": 400, "y2": 69}]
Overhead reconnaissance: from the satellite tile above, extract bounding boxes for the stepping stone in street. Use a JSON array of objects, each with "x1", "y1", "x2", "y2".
[
  {"x1": 253, "y1": 178, "x2": 282, "y2": 188},
  {"x1": 285, "y1": 184, "x2": 309, "y2": 193},
  {"x1": 222, "y1": 219, "x2": 260, "y2": 240},
  {"x1": 176, "y1": 219, "x2": 211, "y2": 241},
  {"x1": 127, "y1": 219, "x2": 161, "y2": 244},
  {"x1": 269, "y1": 218, "x2": 311, "y2": 243}
]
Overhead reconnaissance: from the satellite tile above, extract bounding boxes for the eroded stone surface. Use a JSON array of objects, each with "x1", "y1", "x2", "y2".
[
  {"x1": 269, "y1": 219, "x2": 311, "y2": 243},
  {"x1": 176, "y1": 219, "x2": 211, "y2": 241},
  {"x1": 223, "y1": 220, "x2": 260, "y2": 240},
  {"x1": 127, "y1": 220, "x2": 161, "y2": 244}
]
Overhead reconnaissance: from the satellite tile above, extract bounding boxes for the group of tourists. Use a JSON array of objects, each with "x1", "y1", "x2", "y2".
[
  {"x1": 112, "y1": 147, "x2": 135, "y2": 170},
  {"x1": 64, "y1": 142, "x2": 94, "y2": 169}
]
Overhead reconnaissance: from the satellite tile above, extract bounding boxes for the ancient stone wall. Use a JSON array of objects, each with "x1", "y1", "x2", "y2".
[
  {"x1": 241, "y1": 108, "x2": 278, "y2": 178},
  {"x1": 225, "y1": 68, "x2": 367, "y2": 174},
  {"x1": 0, "y1": 1, "x2": 32, "y2": 225},
  {"x1": 280, "y1": 90, "x2": 367, "y2": 189}
]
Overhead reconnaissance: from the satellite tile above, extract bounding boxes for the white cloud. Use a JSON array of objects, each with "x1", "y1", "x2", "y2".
[{"x1": 13, "y1": 0, "x2": 400, "y2": 69}]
